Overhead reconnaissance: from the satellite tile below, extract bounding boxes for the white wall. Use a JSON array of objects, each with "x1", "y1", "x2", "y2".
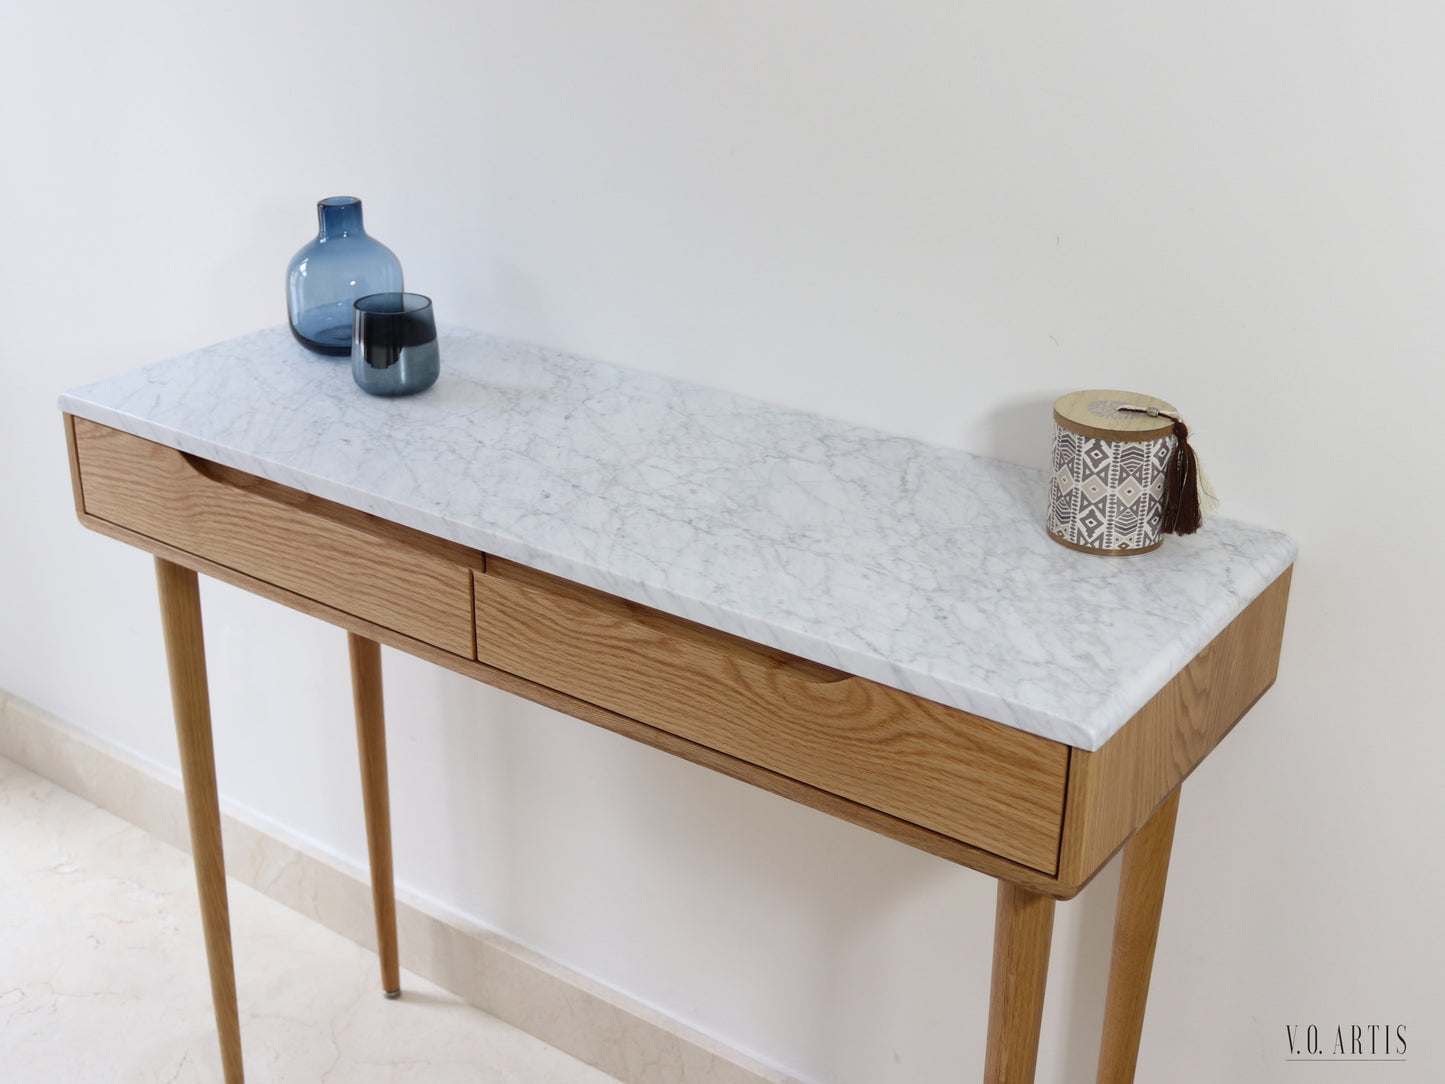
[{"x1": 3, "y1": 2, "x2": 1441, "y2": 1081}]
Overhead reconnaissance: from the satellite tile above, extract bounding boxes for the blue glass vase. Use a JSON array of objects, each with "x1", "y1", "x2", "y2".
[{"x1": 286, "y1": 196, "x2": 403, "y2": 356}]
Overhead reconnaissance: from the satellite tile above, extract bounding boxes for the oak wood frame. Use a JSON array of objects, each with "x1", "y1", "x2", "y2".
[
  {"x1": 65, "y1": 415, "x2": 1292, "y2": 1083},
  {"x1": 348, "y1": 632, "x2": 400, "y2": 997},
  {"x1": 154, "y1": 557, "x2": 244, "y2": 1082}
]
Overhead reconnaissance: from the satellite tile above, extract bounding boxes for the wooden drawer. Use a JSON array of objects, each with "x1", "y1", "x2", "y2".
[
  {"x1": 474, "y1": 558, "x2": 1069, "y2": 873},
  {"x1": 70, "y1": 418, "x2": 477, "y2": 657}
]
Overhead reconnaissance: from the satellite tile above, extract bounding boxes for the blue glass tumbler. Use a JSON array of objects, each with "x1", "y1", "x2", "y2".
[
  {"x1": 351, "y1": 293, "x2": 440, "y2": 396},
  {"x1": 287, "y1": 197, "x2": 403, "y2": 356}
]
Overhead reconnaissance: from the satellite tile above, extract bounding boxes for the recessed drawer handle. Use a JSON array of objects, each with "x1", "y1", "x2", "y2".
[
  {"x1": 179, "y1": 450, "x2": 319, "y2": 512},
  {"x1": 482, "y1": 558, "x2": 852, "y2": 687}
]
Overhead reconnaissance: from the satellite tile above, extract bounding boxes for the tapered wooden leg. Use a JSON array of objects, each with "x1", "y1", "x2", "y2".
[
  {"x1": 1096, "y1": 786, "x2": 1182, "y2": 1084},
  {"x1": 984, "y1": 881, "x2": 1056, "y2": 1084},
  {"x1": 348, "y1": 632, "x2": 400, "y2": 997},
  {"x1": 155, "y1": 558, "x2": 243, "y2": 1084}
]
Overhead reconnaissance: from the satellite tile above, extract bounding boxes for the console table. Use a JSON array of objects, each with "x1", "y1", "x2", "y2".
[{"x1": 60, "y1": 326, "x2": 1294, "y2": 1084}]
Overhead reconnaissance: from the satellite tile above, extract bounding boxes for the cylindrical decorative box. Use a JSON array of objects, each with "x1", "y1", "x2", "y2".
[{"x1": 1048, "y1": 389, "x2": 1179, "y2": 555}]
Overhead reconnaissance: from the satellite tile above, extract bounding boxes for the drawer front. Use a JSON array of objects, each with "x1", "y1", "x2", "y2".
[
  {"x1": 474, "y1": 559, "x2": 1069, "y2": 872},
  {"x1": 72, "y1": 418, "x2": 476, "y2": 657}
]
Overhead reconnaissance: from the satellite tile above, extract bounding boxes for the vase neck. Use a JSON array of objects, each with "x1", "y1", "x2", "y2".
[{"x1": 317, "y1": 197, "x2": 366, "y2": 240}]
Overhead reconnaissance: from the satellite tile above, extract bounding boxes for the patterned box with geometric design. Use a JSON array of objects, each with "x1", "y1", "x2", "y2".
[{"x1": 1048, "y1": 391, "x2": 1180, "y2": 555}]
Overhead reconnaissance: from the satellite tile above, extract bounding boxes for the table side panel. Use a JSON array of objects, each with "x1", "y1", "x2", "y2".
[
  {"x1": 63, "y1": 414, "x2": 88, "y2": 519},
  {"x1": 474, "y1": 559, "x2": 1070, "y2": 873},
  {"x1": 1056, "y1": 567, "x2": 1292, "y2": 889},
  {"x1": 70, "y1": 418, "x2": 477, "y2": 658}
]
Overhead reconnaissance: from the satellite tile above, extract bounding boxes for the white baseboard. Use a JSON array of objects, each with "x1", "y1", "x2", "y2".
[{"x1": 0, "y1": 689, "x2": 799, "y2": 1084}]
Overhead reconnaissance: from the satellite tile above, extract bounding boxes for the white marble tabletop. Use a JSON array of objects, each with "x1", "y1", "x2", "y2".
[{"x1": 61, "y1": 326, "x2": 1296, "y2": 750}]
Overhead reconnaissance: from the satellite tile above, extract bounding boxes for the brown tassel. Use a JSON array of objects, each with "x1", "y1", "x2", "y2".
[{"x1": 1161, "y1": 416, "x2": 1203, "y2": 535}]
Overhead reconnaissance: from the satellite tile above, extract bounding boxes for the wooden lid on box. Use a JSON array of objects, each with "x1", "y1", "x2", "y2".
[{"x1": 1053, "y1": 389, "x2": 1179, "y2": 443}]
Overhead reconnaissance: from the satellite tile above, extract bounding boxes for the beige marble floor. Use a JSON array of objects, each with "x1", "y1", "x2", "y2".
[{"x1": 0, "y1": 754, "x2": 617, "y2": 1084}]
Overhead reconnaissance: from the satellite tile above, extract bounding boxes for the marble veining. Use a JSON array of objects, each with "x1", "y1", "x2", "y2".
[{"x1": 60, "y1": 327, "x2": 1296, "y2": 750}]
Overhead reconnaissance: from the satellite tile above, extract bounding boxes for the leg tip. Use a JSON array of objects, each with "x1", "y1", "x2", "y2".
[{"x1": 383, "y1": 988, "x2": 401, "y2": 1000}]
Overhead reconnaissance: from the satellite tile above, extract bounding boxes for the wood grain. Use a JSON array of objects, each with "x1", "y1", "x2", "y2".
[
  {"x1": 984, "y1": 882, "x2": 1056, "y2": 1084},
  {"x1": 71, "y1": 418, "x2": 477, "y2": 657},
  {"x1": 63, "y1": 414, "x2": 87, "y2": 519},
  {"x1": 1096, "y1": 786, "x2": 1181, "y2": 1084},
  {"x1": 474, "y1": 558, "x2": 1070, "y2": 873},
  {"x1": 154, "y1": 558, "x2": 244, "y2": 1084},
  {"x1": 348, "y1": 633, "x2": 400, "y2": 997},
  {"x1": 1053, "y1": 390, "x2": 1178, "y2": 442},
  {"x1": 72, "y1": 507, "x2": 1078, "y2": 893},
  {"x1": 1056, "y1": 568, "x2": 1290, "y2": 890}
]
